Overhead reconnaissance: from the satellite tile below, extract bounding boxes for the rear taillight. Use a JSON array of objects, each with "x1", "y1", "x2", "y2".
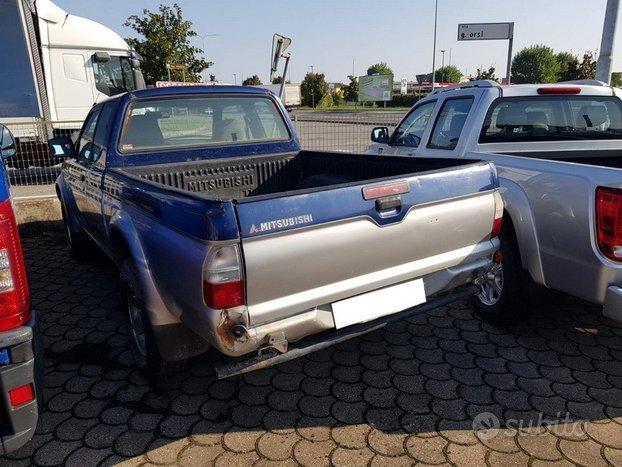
[
  {"x1": 491, "y1": 191, "x2": 504, "y2": 238},
  {"x1": 203, "y1": 245, "x2": 245, "y2": 309},
  {"x1": 596, "y1": 187, "x2": 622, "y2": 262},
  {"x1": 0, "y1": 199, "x2": 30, "y2": 332},
  {"x1": 9, "y1": 383, "x2": 35, "y2": 407}
]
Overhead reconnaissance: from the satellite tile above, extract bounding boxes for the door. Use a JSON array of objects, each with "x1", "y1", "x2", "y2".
[
  {"x1": 65, "y1": 107, "x2": 100, "y2": 225},
  {"x1": 83, "y1": 101, "x2": 117, "y2": 239},
  {"x1": 417, "y1": 91, "x2": 486, "y2": 159},
  {"x1": 389, "y1": 100, "x2": 437, "y2": 156}
]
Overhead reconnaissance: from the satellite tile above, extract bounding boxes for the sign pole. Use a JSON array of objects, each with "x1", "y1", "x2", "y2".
[{"x1": 506, "y1": 23, "x2": 514, "y2": 85}]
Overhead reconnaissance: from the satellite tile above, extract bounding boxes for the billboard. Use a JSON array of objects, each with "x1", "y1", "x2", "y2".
[{"x1": 358, "y1": 74, "x2": 393, "y2": 102}]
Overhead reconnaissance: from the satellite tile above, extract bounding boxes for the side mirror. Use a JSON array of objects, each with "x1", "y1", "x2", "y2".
[
  {"x1": 48, "y1": 137, "x2": 74, "y2": 159},
  {"x1": 371, "y1": 126, "x2": 390, "y2": 144},
  {"x1": 0, "y1": 124, "x2": 16, "y2": 159}
]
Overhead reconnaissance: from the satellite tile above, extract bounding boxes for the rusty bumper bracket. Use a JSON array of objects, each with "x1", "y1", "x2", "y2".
[{"x1": 215, "y1": 285, "x2": 479, "y2": 379}]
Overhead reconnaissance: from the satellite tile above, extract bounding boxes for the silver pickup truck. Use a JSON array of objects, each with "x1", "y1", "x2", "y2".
[{"x1": 368, "y1": 80, "x2": 622, "y2": 323}]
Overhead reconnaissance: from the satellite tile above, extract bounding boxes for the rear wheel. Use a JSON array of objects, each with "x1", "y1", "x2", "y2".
[
  {"x1": 472, "y1": 229, "x2": 529, "y2": 324},
  {"x1": 120, "y1": 260, "x2": 182, "y2": 382}
]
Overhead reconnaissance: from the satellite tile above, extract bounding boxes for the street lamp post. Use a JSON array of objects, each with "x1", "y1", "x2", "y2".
[
  {"x1": 596, "y1": 0, "x2": 620, "y2": 83},
  {"x1": 431, "y1": 0, "x2": 439, "y2": 90},
  {"x1": 440, "y1": 49, "x2": 446, "y2": 83},
  {"x1": 233, "y1": 73, "x2": 237, "y2": 85},
  {"x1": 198, "y1": 34, "x2": 218, "y2": 82}
]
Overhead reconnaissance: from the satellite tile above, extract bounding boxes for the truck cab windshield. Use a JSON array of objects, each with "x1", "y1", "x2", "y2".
[{"x1": 93, "y1": 56, "x2": 136, "y2": 96}]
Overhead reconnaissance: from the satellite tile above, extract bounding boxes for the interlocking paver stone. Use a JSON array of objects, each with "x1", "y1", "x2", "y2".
[{"x1": 1, "y1": 233, "x2": 621, "y2": 465}]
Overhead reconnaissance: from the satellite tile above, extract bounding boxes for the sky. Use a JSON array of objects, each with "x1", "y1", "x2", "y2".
[{"x1": 54, "y1": 0, "x2": 621, "y2": 84}]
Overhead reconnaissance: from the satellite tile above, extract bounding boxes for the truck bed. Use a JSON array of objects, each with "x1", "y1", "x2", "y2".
[
  {"x1": 121, "y1": 151, "x2": 477, "y2": 200},
  {"x1": 502, "y1": 149, "x2": 622, "y2": 169}
]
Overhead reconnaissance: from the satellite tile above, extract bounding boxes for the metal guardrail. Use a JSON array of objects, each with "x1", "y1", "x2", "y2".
[{"x1": 3, "y1": 120, "x2": 83, "y2": 188}]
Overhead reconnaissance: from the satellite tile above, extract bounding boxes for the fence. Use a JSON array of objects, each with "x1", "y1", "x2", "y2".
[
  {"x1": 292, "y1": 111, "x2": 403, "y2": 153},
  {"x1": 3, "y1": 120, "x2": 83, "y2": 189},
  {"x1": 3, "y1": 111, "x2": 407, "y2": 195}
]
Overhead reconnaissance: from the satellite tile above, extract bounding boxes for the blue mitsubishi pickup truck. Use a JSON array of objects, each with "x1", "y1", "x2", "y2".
[
  {"x1": 51, "y1": 86, "x2": 503, "y2": 380},
  {"x1": 0, "y1": 125, "x2": 43, "y2": 454}
]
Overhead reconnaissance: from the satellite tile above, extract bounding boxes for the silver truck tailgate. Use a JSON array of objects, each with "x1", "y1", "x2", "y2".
[{"x1": 234, "y1": 162, "x2": 498, "y2": 326}]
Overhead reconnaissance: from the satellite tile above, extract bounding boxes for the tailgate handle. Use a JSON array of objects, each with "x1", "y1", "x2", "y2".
[{"x1": 375, "y1": 195, "x2": 402, "y2": 214}]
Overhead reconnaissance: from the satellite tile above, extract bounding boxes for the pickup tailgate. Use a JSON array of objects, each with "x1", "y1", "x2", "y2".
[{"x1": 235, "y1": 161, "x2": 498, "y2": 327}]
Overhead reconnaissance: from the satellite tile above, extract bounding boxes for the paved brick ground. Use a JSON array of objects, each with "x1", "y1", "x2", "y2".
[{"x1": 3, "y1": 232, "x2": 622, "y2": 466}]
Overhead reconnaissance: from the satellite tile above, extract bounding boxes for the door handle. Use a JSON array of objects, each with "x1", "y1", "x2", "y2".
[{"x1": 375, "y1": 195, "x2": 402, "y2": 216}]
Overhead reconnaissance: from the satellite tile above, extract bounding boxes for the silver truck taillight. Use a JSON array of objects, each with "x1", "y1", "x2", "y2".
[
  {"x1": 203, "y1": 245, "x2": 245, "y2": 309},
  {"x1": 491, "y1": 190, "x2": 504, "y2": 238},
  {"x1": 596, "y1": 187, "x2": 622, "y2": 262}
]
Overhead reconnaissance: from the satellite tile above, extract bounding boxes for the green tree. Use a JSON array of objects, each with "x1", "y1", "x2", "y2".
[
  {"x1": 300, "y1": 72, "x2": 329, "y2": 107},
  {"x1": 471, "y1": 66, "x2": 499, "y2": 82},
  {"x1": 317, "y1": 92, "x2": 334, "y2": 108},
  {"x1": 124, "y1": 3, "x2": 211, "y2": 84},
  {"x1": 612, "y1": 72, "x2": 622, "y2": 88},
  {"x1": 242, "y1": 75, "x2": 262, "y2": 86},
  {"x1": 343, "y1": 75, "x2": 359, "y2": 102},
  {"x1": 511, "y1": 45, "x2": 559, "y2": 84},
  {"x1": 435, "y1": 65, "x2": 462, "y2": 83},
  {"x1": 577, "y1": 52, "x2": 597, "y2": 80},
  {"x1": 332, "y1": 87, "x2": 345, "y2": 106},
  {"x1": 367, "y1": 62, "x2": 393, "y2": 76},
  {"x1": 271, "y1": 76, "x2": 290, "y2": 84},
  {"x1": 556, "y1": 52, "x2": 580, "y2": 81}
]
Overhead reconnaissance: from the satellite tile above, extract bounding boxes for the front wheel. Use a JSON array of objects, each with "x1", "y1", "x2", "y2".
[{"x1": 472, "y1": 231, "x2": 528, "y2": 324}]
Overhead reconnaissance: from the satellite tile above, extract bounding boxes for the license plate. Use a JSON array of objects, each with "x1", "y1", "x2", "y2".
[{"x1": 331, "y1": 278, "x2": 426, "y2": 329}]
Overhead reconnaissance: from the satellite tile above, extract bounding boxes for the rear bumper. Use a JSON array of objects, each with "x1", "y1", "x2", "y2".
[
  {"x1": 203, "y1": 241, "x2": 497, "y2": 357},
  {"x1": 216, "y1": 285, "x2": 479, "y2": 378},
  {"x1": 603, "y1": 286, "x2": 622, "y2": 323},
  {"x1": 0, "y1": 312, "x2": 43, "y2": 455}
]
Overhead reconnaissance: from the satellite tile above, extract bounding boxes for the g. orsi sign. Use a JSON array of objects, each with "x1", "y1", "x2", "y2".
[
  {"x1": 458, "y1": 23, "x2": 513, "y2": 41},
  {"x1": 457, "y1": 22, "x2": 515, "y2": 84}
]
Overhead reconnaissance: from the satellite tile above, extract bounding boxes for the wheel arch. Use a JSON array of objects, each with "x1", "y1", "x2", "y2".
[{"x1": 499, "y1": 178, "x2": 546, "y2": 286}]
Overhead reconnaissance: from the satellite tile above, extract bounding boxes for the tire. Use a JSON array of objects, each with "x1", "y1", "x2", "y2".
[
  {"x1": 60, "y1": 200, "x2": 92, "y2": 259},
  {"x1": 471, "y1": 229, "x2": 529, "y2": 324},
  {"x1": 120, "y1": 259, "x2": 181, "y2": 382}
]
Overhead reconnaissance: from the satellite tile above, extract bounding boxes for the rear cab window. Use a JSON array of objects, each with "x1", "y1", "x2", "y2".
[
  {"x1": 118, "y1": 95, "x2": 290, "y2": 153},
  {"x1": 428, "y1": 97, "x2": 474, "y2": 150},
  {"x1": 480, "y1": 96, "x2": 622, "y2": 143}
]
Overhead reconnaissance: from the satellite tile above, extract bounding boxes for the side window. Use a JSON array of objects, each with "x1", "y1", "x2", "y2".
[
  {"x1": 78, "y1": 109, "x2": 101, "y2": 162},
  {"x1": 392, "y1": 101, "x2": 435, "y2": 147},
  {"x1": 253, "y1": 100, "x2": 290, "y2": 139},
  {"x1": 92, "y1": 102, "x2": 117, "y2": 166},
  {"x1": 428, "y1": 97, "x2": 474, "y2": 150}
]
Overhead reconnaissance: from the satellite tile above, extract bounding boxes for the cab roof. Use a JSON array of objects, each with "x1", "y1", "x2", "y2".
[
  {"x1": 128, "y1": 85, "x2": 273, "y2": 99},
  {"x1": 432, "y1": 79, "x2": 617, "y2": 98}
]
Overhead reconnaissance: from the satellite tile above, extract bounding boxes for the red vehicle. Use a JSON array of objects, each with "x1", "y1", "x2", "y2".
[{"x1": 0, "y1": 124, "x2": 42, "y2": 454}]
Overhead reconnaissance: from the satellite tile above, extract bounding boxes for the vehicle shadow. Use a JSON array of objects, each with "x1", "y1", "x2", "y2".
[{"x1": 5, "y1": 233, "x2": 622, "y2": 465}]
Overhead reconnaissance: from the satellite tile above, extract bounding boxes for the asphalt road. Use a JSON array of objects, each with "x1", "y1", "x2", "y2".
[{"x1": 3, "y1": 232, "x2": 622, "y2": 466}]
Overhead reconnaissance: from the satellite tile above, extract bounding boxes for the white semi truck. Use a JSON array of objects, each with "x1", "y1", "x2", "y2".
[{"x1": 0, "y1": 0, "x2": 145, "y2": 140}]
